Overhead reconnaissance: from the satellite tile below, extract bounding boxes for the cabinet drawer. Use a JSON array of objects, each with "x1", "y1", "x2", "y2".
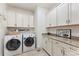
[{"x1": 69, "y1": 46, "x2": 79, "y2": 54}]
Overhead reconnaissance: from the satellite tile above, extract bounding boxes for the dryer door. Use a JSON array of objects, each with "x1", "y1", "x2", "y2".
[
  {"x1": 6, "y1": 39, "x2": 21, "y2": 51},
  {"x1": 24, "y1": 37, "x2": 34, "y2": 47}
]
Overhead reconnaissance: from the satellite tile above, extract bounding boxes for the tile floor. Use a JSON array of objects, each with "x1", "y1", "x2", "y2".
[{"x1": 18, "y1": 48, "x2": 48, "y2": 56}]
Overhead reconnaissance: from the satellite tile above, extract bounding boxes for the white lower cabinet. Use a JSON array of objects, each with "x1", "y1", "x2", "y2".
[
  {"x1": 46, "y1": 39, "x2": 52, "y2": 55},
  {"x1": 43, "y1": 37, "x2": 48, "y2": 51},
  {"x1": 52, "y1": 40, "x2": 63, "y2": 56},
  {"x1": 53, "y1": 40, "x2": 79, "y2": 56},
  {"x1": 65, "y1": 45, "x2": 79, "y2": 56},
  {"x1": 43, "y1": 37, "x2": 52, "y2": 55},
  {"x1": 43, "y1": 36, "x2": 79, "y2": 56}
]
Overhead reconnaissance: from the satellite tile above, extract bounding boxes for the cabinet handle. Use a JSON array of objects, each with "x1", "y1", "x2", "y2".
[
  {"x1": 55, "y1": 42, "x2": 58, "y2": 44},
  {"x1": 66, "y1": 20, "x2": 67, "y2": 24},
  {"x1": 66, "y1": 20, "x2": 70, "y2": 24},
  {"x1": 68, "y1": 20, "x2": 70, "y2": 24},
  {"x1": 61, "y1": 49, "x2": 65, "y2": 56},
  {"x1": 70, "y1": 47, "x2": 76, "y2": 51}
]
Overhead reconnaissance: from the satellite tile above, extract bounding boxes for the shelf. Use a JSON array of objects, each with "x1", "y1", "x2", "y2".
[
  {"x1": 46, "y1": 24, "x2": 79, "y2": 29},
  {"x1": 7, "y1": 27, "x2": 35, "y2": 29}
]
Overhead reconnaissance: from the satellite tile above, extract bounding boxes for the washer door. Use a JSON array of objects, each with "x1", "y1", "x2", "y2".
[
  {"x1": 6, "y1": 39, "x2": 21, "y2": 51},
  {"x1": 24, "y1": 37, "x2": 34, "y2": 47}
]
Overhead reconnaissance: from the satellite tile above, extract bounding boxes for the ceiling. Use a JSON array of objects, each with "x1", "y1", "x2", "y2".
[{"x1": 7, "y1": 3, "x2": 60, "y2": 12}]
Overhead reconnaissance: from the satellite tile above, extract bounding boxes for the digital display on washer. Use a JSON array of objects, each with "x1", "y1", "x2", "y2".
[
  {"x1": 6, "y1": 39, "x2": 21, "y2": 51},
  {"x1": 24, "y1": 37, "x2": 34, "y2": 47}
]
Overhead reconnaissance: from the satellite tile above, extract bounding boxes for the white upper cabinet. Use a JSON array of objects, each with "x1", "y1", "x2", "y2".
[
  {"x1": 22, "y1": 14, "x2": 29, "y2": 27},
  {"x1": 47, "y1": 14, "x2": 51, "y2": 27},
  {"x1": 29, "y1": 15, "x2": 34, "y2": 27},
  {"x1": 47, "y1": 8, "x2": 57, "y2": 27},
  {"x1": 50, "y1": 8, "x2": 57, "y2": 26},
  {"x1": 70, "y1": 3, "x2": 79, "y2": 24},
  {"x1": 16, "y1": 13, "x2": 23, "y2": 27},
  {"x1": 57, "y1": 4, "x2": 69, "y2": 26},
  {"x1": 7, "y1": 11, "x2": 16, "y2": 27},
  {"x1": 16, "y1": 13, "x2": 34, "y2": 27}
]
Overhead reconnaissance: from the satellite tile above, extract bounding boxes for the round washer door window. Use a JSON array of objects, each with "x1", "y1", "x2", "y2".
[
  {"x1": 24, "y1": 37, "x2": 34, "y2": 47},
  {"x1": 6, "y1": 39, "x2": 21, "y2": 51}
]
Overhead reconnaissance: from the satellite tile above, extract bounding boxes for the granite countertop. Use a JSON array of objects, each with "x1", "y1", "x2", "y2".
[{"x1": 42, "y1": 33, "x2": 79, "y2": 48}]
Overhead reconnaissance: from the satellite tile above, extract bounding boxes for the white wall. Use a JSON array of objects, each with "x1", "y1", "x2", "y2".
[
  {"x1": 34, "y1": 7, "x2": 48, "y2": 48},
  {"x1": 0, "y1": 3, "x2": 7, "y2": 56}
]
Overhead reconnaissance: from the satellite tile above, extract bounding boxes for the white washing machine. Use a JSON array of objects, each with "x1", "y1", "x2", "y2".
[
  {"x1": 22, "y1": 33, "x2": 36, "y2": 53},
  {"x1": 4, "y1": 34, "x2": 22, "y2": 56}
]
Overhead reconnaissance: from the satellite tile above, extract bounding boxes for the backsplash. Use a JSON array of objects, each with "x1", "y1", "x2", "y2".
[{"x1": 47, "y1": 26, "x2": 79, "y2": 37}]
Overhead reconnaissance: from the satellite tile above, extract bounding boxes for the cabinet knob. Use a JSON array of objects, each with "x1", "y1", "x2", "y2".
[
  {"x1": 66, "y1": 20, "x2": 70, "y2": 24},
  {"x1": 70, "y1": 47, "x2": 76, "y2": 51}
]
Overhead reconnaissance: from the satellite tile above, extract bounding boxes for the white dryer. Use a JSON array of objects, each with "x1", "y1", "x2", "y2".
[
  {"x1": 22, "y1": 33, "x2": 36, "y2": 53},
  {"x1": 4, "y1": 34, "x2": 22, "y2": 56}
]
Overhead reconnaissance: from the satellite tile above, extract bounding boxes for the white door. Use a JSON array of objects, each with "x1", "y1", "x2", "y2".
[
  {"x1": 50, "y1": 8, "x2": 57, "y2": 26},
  {"x1": 22, "y1": 14, "x2": 29, "y2": 27},
  {"x1": 52, "y1": 40, "x2": 63, "y2": 56},
  {"x1": 16, "y1": 13, "x2": 23, "y2": 27},
  {"x1": 70, "y1": 3, "x2": 79, "y2": 24},
  {"x1": 57, "y1": 4, "x2": 69, "y2": 26},
  {"x1": 29, "y1": 15, "x2": 34, "y2": 27},
  {"x1": 7, "y1": 11, "x2": 16, "y2": 27}
]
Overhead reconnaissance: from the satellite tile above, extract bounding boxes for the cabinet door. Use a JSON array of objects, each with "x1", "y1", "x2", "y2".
[
  {"x1": 16, "y1": 13, "x2": 23, "y2": 27},
  {"x1": 57, "y1": 4, "x2": 69, "y2": 26},
  {"x1": 7, "y1": 11, "x2": 16, "y2": 27},
  {"x1": 50, "y1": 8, "x2": 57, "y2": 26},
  {"x1": 70, "y1": 3, "x2": 79, "y2": 24},
  {"x1": 47, "y1": 14, "x2": 52, "y2": 27},
  {"x1": 22, "y1": 14, "x2": 29, "y2": 27},
  {"x1": 61, "y1": 42, "x2": 79, "y2": 56},
  {"x1": 43, "y1": 36, "x2": 48, "y2": 51},
  {"x1": 29, "y1": 15, "x2": 34, "y2": 27},
  {"x1": 52, "y1": 40, "x2": 63, "y2": 56},
  {"x1": 46, "y1": 39, "x2": 52, "y2": 55}
]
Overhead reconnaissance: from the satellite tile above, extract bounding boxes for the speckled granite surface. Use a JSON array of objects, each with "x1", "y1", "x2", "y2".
[{"x1": 42, "y1": 33, "x2": 79, "y2": 48}]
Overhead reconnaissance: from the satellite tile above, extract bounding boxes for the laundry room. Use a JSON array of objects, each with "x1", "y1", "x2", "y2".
[{"x1": 1, "y1": 0, "x2": 79, "y2": 57}]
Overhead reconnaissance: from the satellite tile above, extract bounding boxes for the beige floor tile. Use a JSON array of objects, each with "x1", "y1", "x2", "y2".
[{"x1": 17, "y1": 48, "x2": 48, "y2": 56}]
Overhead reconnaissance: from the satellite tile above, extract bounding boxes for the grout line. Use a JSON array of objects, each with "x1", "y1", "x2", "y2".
[{"x1": 42, "y1": 48, "x2": 51, "y2": 56}]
